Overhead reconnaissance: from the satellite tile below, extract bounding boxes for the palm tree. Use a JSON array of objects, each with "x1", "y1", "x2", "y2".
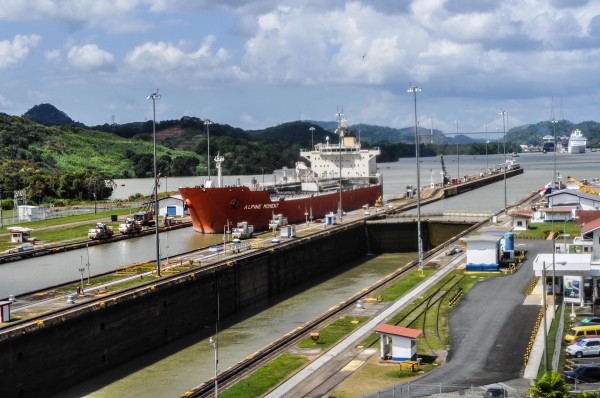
[{"x1": 529, "y1": 371, "x2": 570, "y2": 398}]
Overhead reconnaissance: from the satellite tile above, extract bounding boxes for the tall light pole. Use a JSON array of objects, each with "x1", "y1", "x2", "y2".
[
  {"x1": 455, "y1": 120, "x2": 460, "y2": 180},
  {"x1": 484, "y1": 124, "x2": 488, "y2": 170},
  {"x1": 147, "y1": 91, "x2": 161, "y2": 277},
  {"x1": 210, "y1": 278, "x2": 220, "y2": 398},
  {"x1": 205, "y1": 120, "x2": 212, "y2": 182},
  {"x1": 336, "y1": 112, "x2": 344, "y2": 221},
  {"x1": 500, "y1": 110, "x2": 507, "y2": 210},
  {"x1": 408, "y1": 83, "x2": 423, "y2": 272},
  {"x1": 552, "y1": 119, "x2": 558, "y2": 189},
  {"x1": 309, "y1": 126, "x2": 315, "y2": 149}
]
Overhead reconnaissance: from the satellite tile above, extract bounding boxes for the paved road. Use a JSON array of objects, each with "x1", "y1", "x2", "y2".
[{"x1": 362, "y1": 240, "x2": 549, "y2": 398}]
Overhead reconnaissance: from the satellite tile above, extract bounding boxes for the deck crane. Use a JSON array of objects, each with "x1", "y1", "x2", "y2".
[
  {"x1": 133, "y1": 173, "x2": 161, "y2": 226},
  {"x1": 566, "y1": 176, "x2": 599, "y2": 195},
  {"x1": 440, "y1": 155, "x2": 450, "y2": 185}
]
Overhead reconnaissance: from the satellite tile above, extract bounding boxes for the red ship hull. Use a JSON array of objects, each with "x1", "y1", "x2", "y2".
[{"x1": 179, "y1": 184, "x2": 383, "y2": 233}]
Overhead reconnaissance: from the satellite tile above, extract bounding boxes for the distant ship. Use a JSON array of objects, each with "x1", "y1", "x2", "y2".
[
  {"x1": 541, "y1": 134, "x2": 555, "y2": 153},
  {"x1": 568, "y1": 129, "x2": 587, "y2": 154},
  {"x1": 179, "y1": 113, "x2": 383, "y2": 233}
]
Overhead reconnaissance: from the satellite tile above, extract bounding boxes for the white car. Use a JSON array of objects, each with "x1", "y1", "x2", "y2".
[{"x1": 566, "y1": 338, "x2": 600, "y2": 358}]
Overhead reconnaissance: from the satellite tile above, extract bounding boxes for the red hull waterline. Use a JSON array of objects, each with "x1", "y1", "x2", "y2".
[{"x1": 179, "y1": 184, "x2": 383, "y2": 233}]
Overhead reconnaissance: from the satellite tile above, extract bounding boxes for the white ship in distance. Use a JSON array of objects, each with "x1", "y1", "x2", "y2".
[{"x1": 568, "y1": 129, "x2": 587, "y2": 154}]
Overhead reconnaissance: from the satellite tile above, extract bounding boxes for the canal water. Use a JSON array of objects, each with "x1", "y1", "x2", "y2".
[{"x1": 11, "y1": 151, "x2": 600, "y2": 397}]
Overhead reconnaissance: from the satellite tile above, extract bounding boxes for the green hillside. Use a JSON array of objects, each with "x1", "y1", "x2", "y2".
[{"x1": 506, "y1": 120, "x2": 600, "y2": 148}]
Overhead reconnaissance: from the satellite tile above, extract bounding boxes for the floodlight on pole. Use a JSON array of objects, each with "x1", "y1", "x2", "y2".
[
  {"x1": 147, "y1": 90, "x2": 161, "y2": 277},
  {"x1": 500, "y1": 110, "x2": 507, "y2": 210},
  {"x1": 336, "y1": 112, "x2": 344, "y2": 221},
  {"x1": 205, "y1": 120, "x2": 212, "y2": 182},
  {"x1": 484, "y1": 124, "x2": 488, "y2": 170},
  {"x1": 455, "y1": 120, "x2": 460, "y2": 180},
  {"x1": 552, "y1": 119, "x2": 558, "y2": 189},
  {"x1": 408, "y1": 83, "x2": 423, "y2": 272},
  {"x1": 309, "y1": 126, "x2": 315, "y2": 149}
]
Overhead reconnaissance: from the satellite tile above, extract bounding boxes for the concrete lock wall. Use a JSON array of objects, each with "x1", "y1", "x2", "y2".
[{"x1": 0, "y1": 221, "x2": 468, "y2": 398}]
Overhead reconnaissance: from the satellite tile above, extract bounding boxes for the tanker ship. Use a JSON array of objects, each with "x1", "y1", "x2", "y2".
[{"x1": 179, "y1": 113, "x2": 382, "y2": 233}]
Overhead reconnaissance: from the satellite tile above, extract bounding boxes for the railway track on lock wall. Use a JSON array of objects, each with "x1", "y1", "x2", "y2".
[
  {"x1": 184, "y1": 222, "x2": 495, "y2": 397},
  {"x1": 185, "y1": 190, "x2": 540, "y2": 397}
]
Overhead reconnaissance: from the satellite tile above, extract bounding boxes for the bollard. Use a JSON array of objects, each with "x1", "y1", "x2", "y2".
[
  {"x1": 67, "y1": 294, "x2": 75, "y2": 304},
  {"x1": 8, "y1": 294, "x2": 15, "y2": 301}
]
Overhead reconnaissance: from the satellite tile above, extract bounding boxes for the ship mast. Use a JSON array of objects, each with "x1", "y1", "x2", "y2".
[{"x1": 214, "y1": 152, "x2": 225, "y2": 188}]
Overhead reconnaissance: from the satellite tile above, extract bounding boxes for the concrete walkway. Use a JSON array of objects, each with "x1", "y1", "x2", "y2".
[
  {"x1": 523, "y1": 280, "x2": 557, "y2": 380},
  {"x1": 264, "y1": 253, "x2": 467, "y2": 397}
]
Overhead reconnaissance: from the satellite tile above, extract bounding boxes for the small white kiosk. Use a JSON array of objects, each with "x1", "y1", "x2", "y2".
[
  {"x1": 375, "y1": 324, "x2": 422, "y2": 361},
  {"x1": 7, "y1": 226, "x2": 33, "y2": 243}
]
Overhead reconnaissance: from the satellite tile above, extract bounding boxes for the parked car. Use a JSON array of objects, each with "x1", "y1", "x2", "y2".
[
  {"x1": 572, "y1": 317, "x2": 600, "y2": 327},
  {"x1": 570, "y1": 335, "x2": 600, "y2": 345},
  {"x1": 483, "y1": 385, "x2": 507, "y2": 398},
  {"x1": 563, "y1": 364, "x2": 600, "y2": 383},
  {"x1": 446, "y1": 246, "x2": 463, "y2": 256},
  {"x1": 566, "y1": 338, "x2": 600, "y2": 358}
]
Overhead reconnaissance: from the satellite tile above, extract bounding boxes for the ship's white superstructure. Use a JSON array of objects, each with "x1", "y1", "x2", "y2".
[{"x1": 568, "y1": 129, "x2": 587, "y2": 154}]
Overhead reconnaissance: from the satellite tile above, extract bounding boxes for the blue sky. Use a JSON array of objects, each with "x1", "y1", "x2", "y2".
[{"x1": 1, "y1": 0, "x2": 600, "y2": 136}]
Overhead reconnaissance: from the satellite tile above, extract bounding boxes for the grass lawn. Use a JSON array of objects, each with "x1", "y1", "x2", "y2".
[
  {"x1": 332, "y1": 270, "x2": 501, "y2": 397},
  {"x1": 0, "y1": 208, "x2": 150, "y2": 251},
  {"x1": 218, "y1": 353, "x2": 308, "y2": 398},
  {"x1": 515, "y1": 221, "x2": 580, "y2": 240},
  {"x1": 298, "y1": 315, "x2": 370, "y2": 350}
]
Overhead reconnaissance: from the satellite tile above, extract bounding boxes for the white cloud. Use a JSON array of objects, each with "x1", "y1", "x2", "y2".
[
  {"x1": 0, "y1": 94, "x2": 13, "y2": 108},
  {"x1": 67, "y1": 44, "x2": 114, "y2": 71},
  {"x1": 45, "y1": 49, "x2": 61, "y2": 61},
  {"x1": 27, "y1": 90, "x2": 52, "y2": 103},
  {"x1": 0, "y1": 34, "x2": 41, "y2": 69},
  {"x1": 124, "y1": 36, "x2": 232, "y2": 79},
  {"x1": 0, "y1": 0, "x2": 151, "y2": 32}
]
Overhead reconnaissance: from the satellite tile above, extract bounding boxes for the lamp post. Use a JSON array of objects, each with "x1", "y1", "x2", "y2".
[
  {"x1": 336, "y1": 112, "x2": 344, "y2": 221},
  {"x1": 455, "y1": 120, "x2": 460, "y2": 180},
  {"x1": 210, "y1": 279, "x2": 219, "y2": 398},
  {"x1": 205, "y1": 120, "x2": 212, "y2": 182},
  {"x1": 484, "y1": 124, "x2": 488, "y2": 170},
  {"x1": 500, "y1": 110, "x2": 507, "y2": 210},
  {"x1": 309, "y1": 126, "x2": 315, "y2": 149},
  {"x1": 147, "y1": 91, "x2": 161, "y2": 277},
  {"x1": 552, "y1": 119, "x2": 558, "y2": 189},
  {"x1": 408, "y1": 83, "x2": 423, "y2": 272}
]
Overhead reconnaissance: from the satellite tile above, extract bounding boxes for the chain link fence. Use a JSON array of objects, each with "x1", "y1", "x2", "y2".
[
  {"x1": 0, "y1": 202, "x2": 142, "y2": 228},
  {"x1": 363, "y1": 383, "x2": 530, "y2": 398}
]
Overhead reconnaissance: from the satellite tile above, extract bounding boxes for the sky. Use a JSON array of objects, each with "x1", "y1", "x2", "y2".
[{"x1": 1, "y1": 0, "x2": 600, "y2": 136}]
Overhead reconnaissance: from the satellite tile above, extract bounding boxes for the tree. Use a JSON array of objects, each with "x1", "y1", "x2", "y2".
[{"x1": 529, "y1": 371, "x2": 570, "y2": 398}]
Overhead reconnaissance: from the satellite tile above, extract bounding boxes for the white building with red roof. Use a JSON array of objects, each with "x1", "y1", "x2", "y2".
[{"x1": 374, "y1": 324, "x2": 422, "y2": 361}]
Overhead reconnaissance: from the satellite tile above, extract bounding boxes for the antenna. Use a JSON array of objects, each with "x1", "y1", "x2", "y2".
[{"x1": 560, "y1": 97, "x2": 564, "y2": 121}]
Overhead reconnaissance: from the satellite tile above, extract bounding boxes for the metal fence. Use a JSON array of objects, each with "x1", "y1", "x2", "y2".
[
  {"x1": 363, "y1": 381, "x2": 600, "y2": 398},
  {"x1": 0, "y1": 202, "x2": 142, "y2": 228},
  {"x1": 363, "y1": 383, "x2": 530, "y2": 398}
]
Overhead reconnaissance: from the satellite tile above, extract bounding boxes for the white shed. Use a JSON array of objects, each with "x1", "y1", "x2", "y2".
[
  {"x1": 464, "y1": 235, "x2": 502, "y2": 272},
  {"x1": 509, "y1": 209, "x2": 533, "y2": 231},
  {"x1": 7, "y1": 226, "x2": 32, "y2": 243},
  {"x1": 17, "y1": 205, "x2": 47, "y2": 222},
  {"x1": 546, "y1": 190, "x2": 600, "y2": 211},
  {"x1": 375, "y1": 324, "x2": 422, "y2": 361},
  {"x1": 156, "y1": 195, "x2": 186, "y2": 217},
  {"x1": 543, "y1": 207, "x2": 573, "y2": 222}
]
